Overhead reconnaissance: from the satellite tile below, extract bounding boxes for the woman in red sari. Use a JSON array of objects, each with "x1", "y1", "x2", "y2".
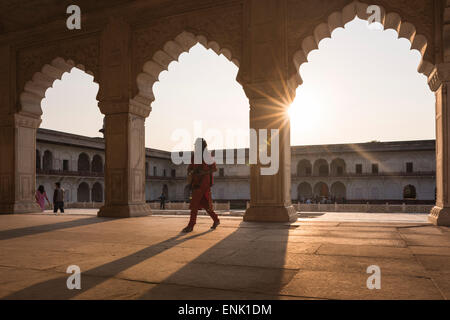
[{"x1": 182, "y1": 138, "x2": 220, "y2": 233}]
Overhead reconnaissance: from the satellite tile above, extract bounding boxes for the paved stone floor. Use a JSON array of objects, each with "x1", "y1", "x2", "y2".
[
  {"x1": 0, "y1": 213, "x2": 449, "y2": 300},
  {"x1": 37, "y1": 208, "x2": 430, "y2": 223}
]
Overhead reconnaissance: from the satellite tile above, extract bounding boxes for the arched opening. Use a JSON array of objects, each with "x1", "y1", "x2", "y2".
[
  {"x1": 36, "y1": 150, "x2": 41, "y2": 171},
  {"x1": 91, "y1": 182, "x2": 103, "y2": 202},
  {"x1": 42, "y1": 150, "x2": 53, "y2": 171},
  {"x1": 403, "y1": 184, "x2": 417, "y2": 200},
  {"x1": 289, "y1": 8, "x2": 435, "y2": 146},
  {"x1": 91, "y1": 155, "x2": 103, "y2": 174},
  {"x1": 24, "y1": 59, "x2": 101, "y2": 137},
  {"x1": 313, "y1": 159, "x2": 329, "y2": 176},
  {"x1": 78, "y1": 153, "x2": 90, "y2": 173},
  {"x1": 136, "y1": 32, "x2": 248, "y2": 203},
  {"x1": 331, "y1": 181, "x2": 347, "y2": 200},
  {"x1": 314, "y1": 182, "x2": 329, "y2": 198},
  {"x1": 137, "y1": 33, "x2": 247, "y2": 151},
  {"x1": 297, "y1": 182, "x2": 313, "y2": 201},
  {"x1": 288, "y1": 3, "x2": 436, "y2": 209},
  {"x1": 297, "y1": 159, "x2": 312, "y2": 176},
  {"x1": 330, "y1": 159, "x2": 346, "y2": 176},
  {"x1": 77, "y1": 182, "x2": 90, "y2": 202},
  {"x1": 24, "y1": 59, "x2": 101, "y2": 211}
]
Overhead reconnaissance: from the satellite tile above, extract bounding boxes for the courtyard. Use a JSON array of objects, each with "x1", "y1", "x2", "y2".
[{"x1": 0, "y1": 213, "x2": 449, "y2": 300}]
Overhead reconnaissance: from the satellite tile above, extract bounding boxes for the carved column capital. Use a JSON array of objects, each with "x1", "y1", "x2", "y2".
[
  {"x1": 98, "y1": 100, "x2": 151, "y2": 118},
  {"x1": 428, "y1": 63, "x2": 450, "y2": 92},
  {"x1": 241, "y1": 79, "x2": 297, "y2": 107},
  {"x1": 0, "y1": 112, "x2": 41, "y2": 129}
]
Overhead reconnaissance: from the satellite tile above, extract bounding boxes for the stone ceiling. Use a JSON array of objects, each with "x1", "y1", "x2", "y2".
[{"x1": 0, "y1": 0, "x2": 238, "y2": 35}]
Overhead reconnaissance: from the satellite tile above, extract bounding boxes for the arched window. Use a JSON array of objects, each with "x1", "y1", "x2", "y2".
[
  {"x1": 331, "y1": 182, "x2": 346, "y2": 199},
  {"x1": 403, "y1": 185, "x2": 417, "y2": 200},
  {"x1": 314, "y1": 182, "x2": 329, "y2": 198},
  {"x1": 77, "y1": 182, "x2": 90, "y2": 202},
  {"x1": 331, "y1": 159, "x2": 346, "y2": 176},
  {"x1": 314, "y1": 159, "x2": 329, "y2": 176},
  {"x1": 91, "y1": 182, "x2": 103, "y2": 202},
  {"x1": 78, "y1": 153, "x2": 90, "y2": 173},
  {"x1": 91, "y1": 155, "x2": 103, "y2": 173},
  {"x1": 297, "y1": 160, "x2": 312, "y2": 176},
  {"x1": 43, "y1": 150, "x2": 53, "y2": 171},
  {"x1": 297, "y1": 182, "x2": 313, "y2": 201}
]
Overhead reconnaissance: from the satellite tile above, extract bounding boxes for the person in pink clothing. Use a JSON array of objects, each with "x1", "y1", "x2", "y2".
[{"x1": 35, "y1": 185, "x2": 50, "y2": 211}]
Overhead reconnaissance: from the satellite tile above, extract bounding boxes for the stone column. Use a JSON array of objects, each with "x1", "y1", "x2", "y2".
[
  {"x1": 0, "y1": 45, "x2": 42, "y2": 214},
  {"x1": 243, "y1": 90, "x2": 297, "y2": 222},
  {"x1": 429, "y1": 63, "x2": 450, "y2": 226},
  {"x1": 97, "y1": 18, "x2": 151, "y2": 218},
  {"x1": 240, "y1": 0, "x2": 297, "y2": 222},
  {"x1": 0, "y1": 114, "x2": 42, "y2": 214},
  {"x1": 97, "y1": 109, "x2": 151, "y2": 217}
]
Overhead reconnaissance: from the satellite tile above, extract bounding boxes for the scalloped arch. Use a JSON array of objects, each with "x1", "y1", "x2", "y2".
[
  {"x1": 20, "y1": 57, "x2": 97, "y2": 117},
  {"x1": 131, "y1": 31, "x2": 240, "y2": 110},
  {"x1": 289, "y1": 0, "x2": 436, "y2": 89}
]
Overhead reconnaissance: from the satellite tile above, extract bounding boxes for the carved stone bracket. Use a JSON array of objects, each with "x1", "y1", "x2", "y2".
[{"x1": 428, "y1": 63, "x2": 450, "y2": 92}]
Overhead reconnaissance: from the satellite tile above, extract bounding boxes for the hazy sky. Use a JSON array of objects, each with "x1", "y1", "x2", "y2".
[{"x1": 40, "y1": 18, "x2": 435, "y2": 151}]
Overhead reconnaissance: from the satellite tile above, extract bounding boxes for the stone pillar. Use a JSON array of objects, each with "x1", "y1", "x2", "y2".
[
  {"x1": 240, "y1": 0, "x2": 297, "y2": 222},
  {"x1": 0, "y1": 45, "x2": 42, "y2": 214},
  {"x1": 97, "y1": 18, "x2": 151, "y2": 218},
  {"x1": 0, "y1": 114, "x2": 42, "y2": 214},
  {"x1": 243, "y1": 91, "x2": 297, "y2": 222},
  {"x1": 429, "y1": 63, "x2": 450, "y2": 226},
  {"x1": 97, "y1": 110, "x2": 151, "y2": 217}
]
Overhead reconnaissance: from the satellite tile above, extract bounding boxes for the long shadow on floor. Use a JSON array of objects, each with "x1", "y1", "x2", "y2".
[
  {"x1": 138, "y1": 222, "x2": 291, "y2": 299},
  {"x1": 3, "y1": 229, "x2": 214, "y2": 299},
  {"x1": 0, "y1": 217, "x2": 111, "y2": 241}
]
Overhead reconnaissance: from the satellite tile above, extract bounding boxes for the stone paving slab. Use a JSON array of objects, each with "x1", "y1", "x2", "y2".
[
  {"x1": 316, "y1": 244, "x2": 414, "y2": 259},
  {"x1": 280, "y1": 270, "x2": 443, "y2": 300},
  {"x1": 0, "y1": 214, "x2": 448, "y2": 300}
]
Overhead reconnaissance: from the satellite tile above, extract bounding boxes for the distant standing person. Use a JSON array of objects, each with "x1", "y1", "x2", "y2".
[
  {"x1": 35, "y1": 185, "x2": 50, "y2": 212},
  {"x1": 159, "y1": 192, "x2": 166, "y2": 210},
  {"x1": 53, "y1": 182, "x2": 65, "y2": 214}
]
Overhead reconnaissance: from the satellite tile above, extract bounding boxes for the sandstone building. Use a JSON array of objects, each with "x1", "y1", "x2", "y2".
[{"x1": 36, "y1": 128, "x2": 436, "y2": 207}]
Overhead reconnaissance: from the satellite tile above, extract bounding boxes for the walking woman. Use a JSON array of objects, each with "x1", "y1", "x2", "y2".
[
  {"x1": 182, "y1": 138, "x2": 220, "y2": 233},
  {"x1": 35, "y1": 185, "x2": 50, "y2": 212}
]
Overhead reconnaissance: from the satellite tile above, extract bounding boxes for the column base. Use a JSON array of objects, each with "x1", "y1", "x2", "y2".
[
  {"x1": 98, "y1": 203, "x2": 152, "y2": 218},
  {"x1": 0, "y1": 202, "x2": 41, "y2": 214},
  {"x1": 244, "y1": 204, "x2": 298, "y2": 223},
  {"x1": 429, "y1": 206, "x2": 450, "y2": 226}
]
